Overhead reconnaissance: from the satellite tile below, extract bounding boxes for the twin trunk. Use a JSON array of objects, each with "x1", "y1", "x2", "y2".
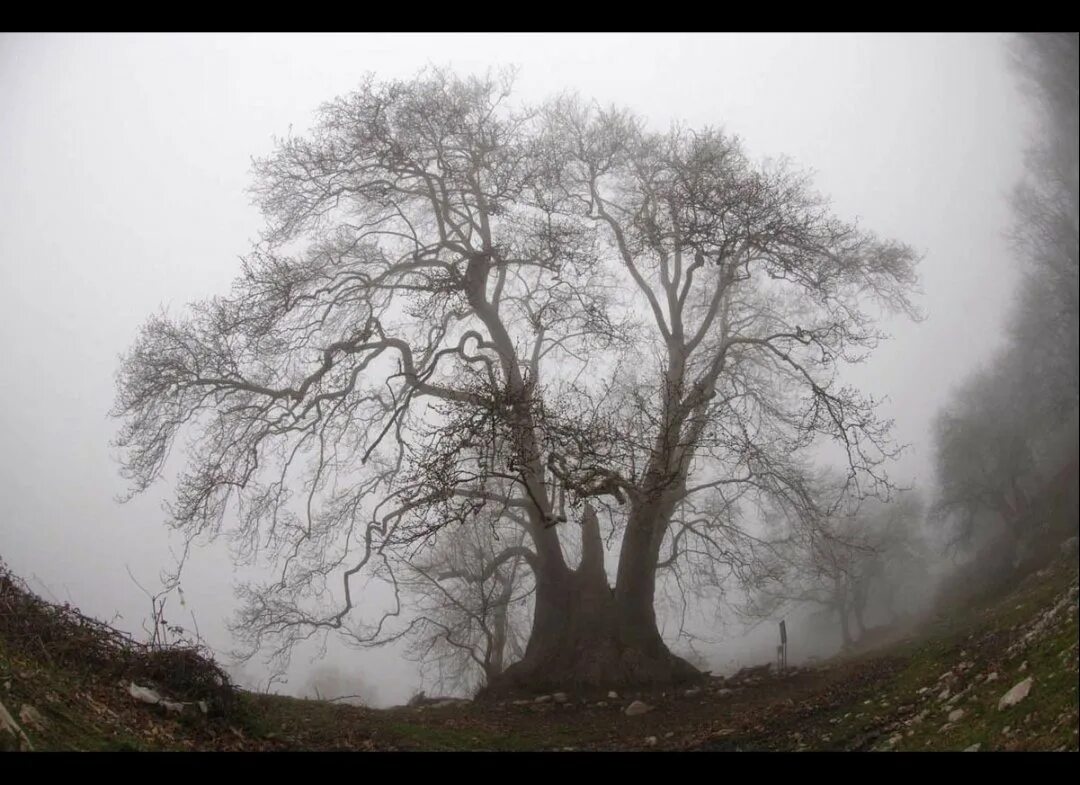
[{"x1": 484, "y1": 505, "x2": 700, "y2": 695}]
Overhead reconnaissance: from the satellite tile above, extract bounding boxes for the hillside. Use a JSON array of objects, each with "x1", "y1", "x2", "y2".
[{"x1": 2, "y1": 541, "x2": 1076, "y2": 752}]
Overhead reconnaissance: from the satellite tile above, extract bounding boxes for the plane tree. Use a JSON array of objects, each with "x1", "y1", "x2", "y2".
[{"x1": 113, "y1": 69, "x2": 918, "y2": 691}]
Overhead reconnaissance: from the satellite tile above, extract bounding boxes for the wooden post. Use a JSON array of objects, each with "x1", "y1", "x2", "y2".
[{"x1": 779, "y1": 619, "x2": 788, "y2": 673}]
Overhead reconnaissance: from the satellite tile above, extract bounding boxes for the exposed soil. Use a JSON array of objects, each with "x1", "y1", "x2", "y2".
[{"x1": 3, "y1": 551, "x2": 1076, "y2": 752}]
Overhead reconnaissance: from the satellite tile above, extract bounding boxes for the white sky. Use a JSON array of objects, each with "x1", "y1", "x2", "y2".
[{"x1": 0, "y1": 33, "x2": 1031, "y2": 704}]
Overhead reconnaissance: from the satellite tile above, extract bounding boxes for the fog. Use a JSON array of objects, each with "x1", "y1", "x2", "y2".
[{"x1": 0, "y1": 34, "x2": 1038, "y2": 705}]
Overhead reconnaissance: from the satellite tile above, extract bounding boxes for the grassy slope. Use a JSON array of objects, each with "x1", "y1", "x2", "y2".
[
  {"x1": 2, "y1": 553, "x2": 1077, "y2": 752},
  {"x1": 697, "y1": 557, "x2": 1078, "y2": 751}
]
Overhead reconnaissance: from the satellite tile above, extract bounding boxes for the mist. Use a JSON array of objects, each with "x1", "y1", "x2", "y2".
[{"x1": 1, "y1": 33, "x2": 1074, "y2": 722}]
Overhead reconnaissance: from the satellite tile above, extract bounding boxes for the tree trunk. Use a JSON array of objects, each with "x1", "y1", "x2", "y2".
[
  {"x1": 834, "y1": 582, "x2": 855, "y2": 650},
  {"x1": 838, "y1": 605, "x2": 854, "y2": 650},
  {"x1": 485, "y1": 580, "x2": 511, "y2": 682},
  {"x1": 483, "y1": 506, "x2": 699, "y2": 695},
  {"x1": 486, "y1": 570, "x2": 699, "y2": 694},
  {"x1": 852, "y1": 600, "x2": 866, "y2": 641},
  {"x1": 851, "y1": 578, "x2": 868, "y2": 641}
]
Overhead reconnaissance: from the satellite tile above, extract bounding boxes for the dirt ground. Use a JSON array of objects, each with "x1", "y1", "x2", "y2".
[{"x1": 2, "y1": 556, "x2": 1077, "y2": 752}]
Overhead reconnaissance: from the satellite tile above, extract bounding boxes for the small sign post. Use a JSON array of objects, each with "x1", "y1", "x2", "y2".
[{"x1": 777, "y1": 620, "x2": 788, "y2": 674}]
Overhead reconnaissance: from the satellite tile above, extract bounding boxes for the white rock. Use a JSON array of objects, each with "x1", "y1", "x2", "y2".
[
  {"x1": 1019, "y1": 661, "x2": 1028, "y2": 672},
  {"x1": 128, "y1": 682, "x2": 189, "y2": 713},
  {"x1": 552, "y1": 692, "x2": 569, "y2": 704},
  {"x1": 595, "y1": 701, "x2": 608, "y2": 708},
  {"x1": 128, "y1": 682, "x2": 163, "y2": 705},
  {"x1": 937, "y1": 688, "x2": 950, "y2": 701},
  {"x1": 625, "y1": 700, "x2": 652, "y2": 716},
  {"x1": 986, "y1": 672, "x2": 999, "y2": 683},
  {"x1": 964, "y1": 743, "x2": 981, "y2": 752},
  {"x1": 18, "y1": 705, "x2": 45, "y2": 732},
  {"x1": 684, "y1": 687, "x2": 701, "y2": 697},
  {"x1": 534, "y1": 694, "x2": 552, "y2": 704},
  {"x1": 644, "y1": 736, "x2": 658, "y2": 747},
  {"x1": 948, "y1": 708, "x2": 965, "y2": 722},
  {"x1": 0, "y1": 699, "x2": 33, "y2": 751},
  {"x1": 607, "y1": 691, "x2": 619, "y2": 699},
  {"x1": 998, "y1": 677, "x2": 1033, "y2": 710}
]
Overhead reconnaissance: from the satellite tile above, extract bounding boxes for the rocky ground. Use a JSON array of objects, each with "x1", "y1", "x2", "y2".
[{"x1": 2, "y1": 550, "x2": 1077, "y2": 752}]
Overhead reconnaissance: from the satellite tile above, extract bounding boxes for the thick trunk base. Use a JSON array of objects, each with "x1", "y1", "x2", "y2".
[
  {"x1": 486, "y1": 638, "x2": 701, "y2": 697},
  {"x1": 479, "y1": 571, "x2": 701, "y2": 697}
]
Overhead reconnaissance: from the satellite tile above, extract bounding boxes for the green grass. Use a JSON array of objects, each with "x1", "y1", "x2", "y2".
[
  {"x1": 801, "y1": 563, "x2": 1078, "y2": 752},
  {"x1": 3, "y1": 556, "x2": 1076, "y2": 751}
]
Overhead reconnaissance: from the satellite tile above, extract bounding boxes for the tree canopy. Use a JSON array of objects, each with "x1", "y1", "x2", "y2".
[{"x1": 114, "y1": 68, "x2": 919, "y2": 690}]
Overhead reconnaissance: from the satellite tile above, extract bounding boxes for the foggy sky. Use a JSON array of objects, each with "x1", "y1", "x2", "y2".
[{"x1": 0, "y1": 33, "x2": 1031, "y2": 703}]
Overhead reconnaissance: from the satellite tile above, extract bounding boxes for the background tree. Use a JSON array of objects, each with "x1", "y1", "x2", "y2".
[
  {"x1": 749, "y1": 482, "x2": 928, "y2": 650},
  {"x1": 1009, "y1": 33, "x2": 1078, "y2": 433},
  {"x1": 392, "y1": 508, "x2": 533, "y2": 696},
  {"x1": 302, "y1": 662, "x2": 380, "y2": 706},
  {"x1": 931, "y1": 34, "x2": 1078, "y2": 573},
  {"x1": 113, "y1": 68, "x2": 919, "y2": 692},
  {"x1": 932, "y1": 358, "x2": 1035, "y2": 551}
]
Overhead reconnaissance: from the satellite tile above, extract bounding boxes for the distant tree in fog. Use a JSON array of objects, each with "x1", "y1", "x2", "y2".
[
  {"x1": 302, "y1": 662, "x2": 379, "y2": 706},
  {"x1": 1009, "y1": 32, "x2": 1078, "y2": 432},
  {"x1": 932, "y1": 359, "x2": 1035, "y2": 550},
  {"x1": 389, "y1": 499, "x2": 533, "y2": 695},
  {"x1": 931, "y1": 34, "x2": 1078, "y2": 566},
  {"x1": 750, "y1": 480, "x2": 928, "y2": 649}
]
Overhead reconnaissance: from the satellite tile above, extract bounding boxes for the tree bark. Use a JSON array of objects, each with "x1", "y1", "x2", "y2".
[
  {"x1": 838, "y1": 604, "x2": 854, "y2": 650},
  {"x1": 852, "y1": 600, "x2": 866, "y2": 641},
  {"x1": 483, "y1": 506, "x2": 700, "y2": 695}
]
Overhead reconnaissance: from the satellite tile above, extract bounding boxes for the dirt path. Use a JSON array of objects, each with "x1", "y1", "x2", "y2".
[{"x1": 3, "y1": 559, "x2": 1077, "y2": 751}]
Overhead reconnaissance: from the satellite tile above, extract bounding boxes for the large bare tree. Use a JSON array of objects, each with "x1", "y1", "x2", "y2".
[{"x1": 113, "y1": 69, "x2": 919, "y2": 692}]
